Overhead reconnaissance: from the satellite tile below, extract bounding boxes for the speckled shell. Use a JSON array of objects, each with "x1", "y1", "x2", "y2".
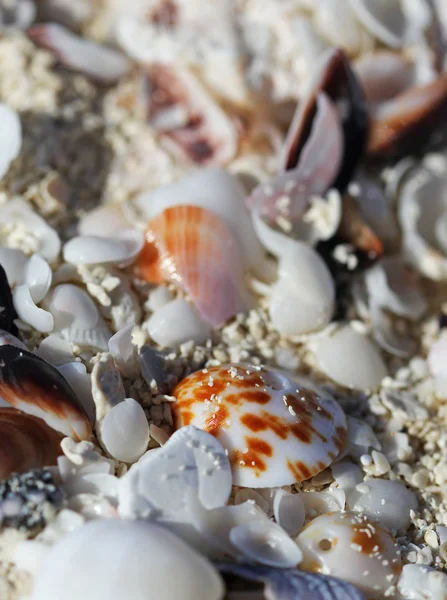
[
  {"x1": 0, "y1": 345, "x2": 92, "y2": 441},
  {"x1": 172, "y1": 364, "x2": 347, "y2": 488},
  {"x1": 0, "y1": 408, "x2": 63, "y2": 479}
]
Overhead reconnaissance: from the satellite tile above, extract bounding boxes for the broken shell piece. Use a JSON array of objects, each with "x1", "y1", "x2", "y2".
[
  {"x1": 57, "y1": 362, "x2": 95, "y2": 425},
  {"x1": 44, "y1": 284, "x2": 111, "y2": 351},
  {"x1": 137, "y1": 205, "x2": 250, "y2": 327},
  {"x1": 173, "y1": 365, "x2": 347, "y2": 488},
  {"x1": 25, "y1": 254, "x2": 52, "y2": 304},
  {"x1": 269, "y1": 242, "x2": 335, "y2": 336},
  {"x1": 0, "y1": 407, "x2": 62, "y2": 479},
  {"x1": 146, "y1": 298, "x2": 211, "y2": 347},
  {"x1": 30, "y1": 520, "x2": 224, "y2": 600},
  {"x1": 78, "y1": 201, "x2": 135, "y2": 237},
  {"x1": 300, "y1": 490, "x2": 345, "y2": 520},
  {"x1": 28, "y1": 23, "x2": 131, "y2": 84},
  {"x1": 347, "y1": 479, "x2": 418, "y2": 532},
  {"x1": 0, "y1": 247, "x2": 26, "y2": 286},
  {"x1": 273, "y1": 490, "x2": 305, "y2": 537},
  {"x1": 312, "y1": 325, "x2": 387, "y2": 389},
  {"x1": 98, "y1": 398, "x2": 149, "y2": 463},
  {"x1": 118, "y1": 425, "x2": 232, "y2": 521},
  {"x1": 0, "y1": 264, "x2": 19, "y2": 336},
  {"x1": 146, "y1": 64, "x2": 237, "y2": 167},
  {"x1": 36, "y1": 335, "x2": 75, "y2": 367},
  {"x1": 108, "y1": 324, "x2": 138, "y2": 378},
  {"x1": 229, "y1": 520, "x2": 303, "y2": 568},
  {"x1": 13, "y1": 284, "x2": 54, "y2": 333},
  {"x1": 0, "y1": 345, "x2": 91, "y2": 441},
  {"x1": 296, "y1": 511, "x2": 402, "y2": 598},
  {"x1": 0, "y1": 103, "x2": 21, "y2": 180},
  {"x1": 91, "y1": 354, "x2": 125, "y2": 422},
  {"x1": 398, "y1": 564, "x2": 447, "y2": 600},
  {"x1": 63, "y1": 231, "x2": 144, "y2": 267}
]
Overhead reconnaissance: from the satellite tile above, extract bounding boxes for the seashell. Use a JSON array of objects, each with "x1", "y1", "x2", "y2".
[
  {"x1": 13, "y1": 284, "x2": 54, "y2": 333},
  {"x1": 0, "y1": 407, "x2": 63, "y2": 479},
  {"x1": 146, "y1": 64, "x2": 237, "y2": 167},
  {"x1": 30, "y1": 520, "x2": 224, "y2": 600},
  {"x1": 118, "y1": 425, "x2": 232, "y2": 521},
  {"x1": 336, "y1": 195, "x2": 384, "y2": 257},
  {"x1": 147, "y1": 285, "x2": 174, "y2": 312},
  {"x1": 273, "y1": 490, "x2": 306, "y2": 537},
  {"x1": 229, "y1": 520, "x2": 303, "y2": 569},
  {"x1": 354, "y1": 51, "x2": 414, "y2": 105},
  {"x1": 300, "y1": 490, "x2": 345, "y2": 520},
  {"x1": 368, "y1": 75, "x2": 447, "y2": 158},
  {"x1": 91, "y1": 353, "x2": 125, "y2": 422},
  {"x1": 108, "y1": 324, "x2": 139, "y2": 378},
  {"x1": 312, "y1": 325, "x2": 387, "y2": 389},
  {"x1": 234, "y1": 489, "x2": 270, "y2": 514},
  {"x1": 332, "y1": 461, "x2": 364, "y2": 492},
  {"x1": 146, "y1": 298, "x2": 211, "y2": 347},
  {"x1": 24, "y1": 254, "x2": 52, "y2": 304},
  {"x1": 67, "y1": 493, "x2": 117, "y2": 521},
  {"x1": 172, "y1": 365, "x2": 347, "y2": 488},
  {"x1": 0, "y1": 103, "x2": 21, "y2": 180},
  {"x1": 0, "y1": 199, "x2": 60, "y2": 263},
  {"x1": 36, "y1": 335, "x2": 75, "y2": 366},
  {"x1": 0, "y1": 247, "x2": 26, "y2": 286},
  {"x1": 138, "y1": 344, "x2": 168, "y2": 393},
  {"x1": 44, "y1": 284, "x2": 111, "y2": 351},
  {"x1": 78, "y1": 201, "x2": 135, "y2": 237},
  {"x1": 57, "y1": 362, "x2": 95, "y2": 425},
  {"x1": 216, "y1": 562, "x2": 366, "y2": 600},
  {"x1": 346, "y1": 479, "x2": 418, "y2": 532},
  {"x1": 62, "y1": 473, "x2": 119, "y2": 501},
  {"x1": 0, "y1": 345, "x2": 91, "y2": 441},
  {"x1": 269, "y1": 242, "x2": 335, "y2": 336},
  {"x1": 0, "y1": 263, "x2": 19, "y2": 336},
  {"x1": 398, "y1": 564, "x2": 447, "y2": 600},
  {"x1": 28, "y1": 23, "x2": 131, "y2": 84},
  {"x1": 136, "y1": 205, "x2": 250, "y2": 327},
  {"x1": 98, "y1": 398, "x2": 149, "y2": 463},
  {"x1": 296, "y1": 511, "x2": 402, "y2": 598},
  {"x1": 0, "y1": 0, "x2": 35, "y2": 31},
  {"x1": 0, "y1": 329, "x2": 27, "y2": 351},
  {"x1": 63, "y1": 231, "x2": 144, "y2": 267}
]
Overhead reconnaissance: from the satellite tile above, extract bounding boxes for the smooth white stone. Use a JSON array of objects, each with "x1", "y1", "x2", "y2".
[
  {"x1": 147, "y1": 298, "x2": 210, "y2": 347},
  {"x1": 99, "y1": 398, "x2": 149, "y2": 463}
]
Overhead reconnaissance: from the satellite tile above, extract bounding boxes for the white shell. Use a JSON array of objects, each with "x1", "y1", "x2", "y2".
[
  {"x1": 0, "y1": 199, "x2": 60, "y2": 262},
  {"x1": 108, "y1": 324, "x2": 138, "y2": 378},
  {"x1": 346, "y1": 479, "x2": 418, "y2": 532},
  {"x1": 269, "y1": 242, "x2": 335, "y2": 336},
  {"x1": 147, "y1": 298, "x2": 210, "y2": 347},
  {"x1": 296, "y1": 512, "x2": 402, "y2": 598},
  {"x1": 135, "y1": 168, "x2": 265, "y2": 277},
  {"x1": 0, "y1": 247, "x2": 26, "y2": 286},
  {"x1": 25, "y1": 254, "x2": 52, "y2": 303},
  {"x1": 173, "y1": 365, "x2": 347, "y2": 488},
  {"x1": 0, "y1": 103, "x2": 21, "y2": 179},
  {"x1": 62, "y1": 473, "x2": 119, "y2": 501},
  {"x1": 44, "y1": 284, "x2": 111, "y2": 350},
  {"x1": 427, "y1": 334, "x2": 447, "y2": 398},
  {"x1": 118, "y1": 426, "x2": 232, "y2": 521},
  {"x1": 273, "y1": 489, "x2": 305, "y2": 537},
  {"x1": 312, "y1": 325, "x2": 387, "y2": 389},
  {"x1": 63, "y1": 231, "x2": 144, "y2": 267},
  {"x1": 398, "y1": 564, "x2": 447, "y2": 600},
  {"x1": 300, "y1": 490, "x2": 345, "y2": 519},
  {"x1": 13, "y1": 284, "x2": 54, "y2": 332},
  {"x1": 30, "y1": 520, "x2": 224, "y2": 600},
  {"x1": 78, "y1": 201, "x2": 135, "y2": 237},
  {"x1": 229, "y1": 520, "x2": 303, "y2": 568},
  {"x1": 37, "y1": 335, "x2": 75, "y2": 366},
  {"x1": 91, "y1": 354, "x2": 126, "y2": 422},
  {"x1": 98, "y1": 398, "x2": 149, "y2": 463},
  {"x1": 57, "y1": 362, "x2": 95, "y2": 424}
]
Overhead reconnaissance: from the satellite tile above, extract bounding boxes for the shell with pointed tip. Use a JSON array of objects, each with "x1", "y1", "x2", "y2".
[
  {"x1": 172, "y1": 365, "x2": 347, "y2": 488},
  {"x1": 28, "y1": 23, "x2": 131, "y2": 84},
  {"x1": 0, "y1": 345, "x2": 91, "y2": 441},
  {"x1": 0, "y1": 103, "x2": 21, "y2": 179},
  {"x1": 296, "y1": 511, "x2": 402, "y2": 599},
  {"x1": 136, "y1": 205, "x2": 250, "y2": 327},
  {"x1": 0, "y1": 407, "x2": 63, "y2": 479},
  {"x1": 63, "y1": 231, "x2": 144, "y2": 267},
  {"x1": 30, "y1": 520, "x2": 224, "y2": 600}
]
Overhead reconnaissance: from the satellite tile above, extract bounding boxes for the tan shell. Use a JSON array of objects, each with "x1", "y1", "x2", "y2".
[{"x1": 0, "y1": 408, "x2": 63, "y2": 479}]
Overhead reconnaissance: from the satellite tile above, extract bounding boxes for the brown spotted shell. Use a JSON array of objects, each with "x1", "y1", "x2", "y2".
[
  {"x1": 0, "y1": 345, "x2": 92, "y2": 441},
  {"x1": 172, "y1": 364, "x2": 347, "y2": 488},
  {"x1": 0, "y1": 408, "x2": 63, "y2": 479}
]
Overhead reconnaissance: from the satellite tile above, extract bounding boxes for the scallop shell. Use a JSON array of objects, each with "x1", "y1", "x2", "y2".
[
  {"x1": 172, "y1": 365, "x2": 347, "y2": 488},
  {"x1": 98, "y1": 398, "x2": 149, "y2": 463},
  {"x1": 0, "y1": 263, "x2": 19, "y2": 336},
  {"x1": 28, "y1": 23, "x2": 131, "y2": 84},
  {"x1": 0, "y1": 103, "x2": 21, "y2": 179},
  {"x1": 216, "y1": 562, "x2": 366, "y2": 600},
  {"x1": 146, "y1": 298, "x2": 211, "y2": 347},
  {"x1": 296, "y1": 511, "x2": 402, "y2": 599},
  {"x1": 0, "y1": 345, "x2": 92, "y2": 441},
  {"x1": 0, "y1": 407, "x2": 63, "y2": 479},
  {"x1": 30, "y1": 520, "x2": 224, "y2": 600},
  {"x1": 63, "y1": 231, "x2": 144, "y2": 267},
  {"x1": 136, "y1": 205, "x2": 250, "y2": 327}
]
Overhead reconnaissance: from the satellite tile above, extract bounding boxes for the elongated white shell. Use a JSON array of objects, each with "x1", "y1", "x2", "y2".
[
  {"x1": 25, "y1": 254, "x2": 52, "y2": 303},
  {"x1": 63, "y1": 231, "x2": 144, "y2": 267},
  {"x1": 273, "y1": 490, "x2": 306, "y2": 537},
  {"x1": 13, "y1": 284, "x2": 54, "y2": 332},
  {"x1": 173, "y1": 365, "x2": 347, "y2": 488},
  {"x1": 30, "y1": 520, "x2": 224, "y2": 600},
  {"x1": 269, "y1": 242, "x2": 335, "y2": 336},
  {"x1": 312, "y1": 325, "x2": 387, "y2": 389},
  {"x1": 99, "y1": 398, "x2": 149, "y2": 463},
  {"x1": 0, "y1": 103, "x2": 21, "y2": 179},
  {"x1": 147, "y1": 298, "x2": 211, "y2": 347},
  {"x1": 78, "y1": 202, "x2": 135, "y2": 237}
]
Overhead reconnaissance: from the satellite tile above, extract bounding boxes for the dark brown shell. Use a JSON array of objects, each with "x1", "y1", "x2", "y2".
[
  {"x1": 0, "y1": 407, "x2": 63, "y2": 479},
  {"x1": 0, "y1": 345, "x2": 92, "y2": 441},
  {"x1": 0, "y1": 264, "x2": 18, "y2": 337},
  {"x1": 283, "y1": 48, "x2": 368, "y2": 192}
]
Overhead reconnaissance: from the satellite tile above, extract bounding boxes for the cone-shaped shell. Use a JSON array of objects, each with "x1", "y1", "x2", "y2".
[
  {"x1": 173, "y1": 364, "x2": 347, "y2": 488},
  {"x1": 0, "y1": 345, "x2": 92, "y2": 441},
  {"x1": 0, "y1": 408, "x2": 63, "y2": 479}
]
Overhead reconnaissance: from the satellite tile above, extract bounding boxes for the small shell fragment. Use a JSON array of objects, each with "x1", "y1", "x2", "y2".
[
  {"x1": 273, "y1": 490, "x2": 306, "y2": 537},
  {"x1": 25, "y1": 254, "x2": 52, "y2": 304},
  {"x1": 173, "y1": 365, "x2": 347, "y2": 487},
  {"x1": 0, "y1": 103, "x2": 21, "y2": 180},
  {"x1": 98, "y1": 398, "x2": 149, "y2": 463},
  {"x1": 146, "y1": 298, "x2": 211, "y2": 347},
  {"x1": 91, "y1": 354, "x2": 126, "y2": 422},
  {"x1": 0, "y1": 247, "x2": 26, "y2": 286}
]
